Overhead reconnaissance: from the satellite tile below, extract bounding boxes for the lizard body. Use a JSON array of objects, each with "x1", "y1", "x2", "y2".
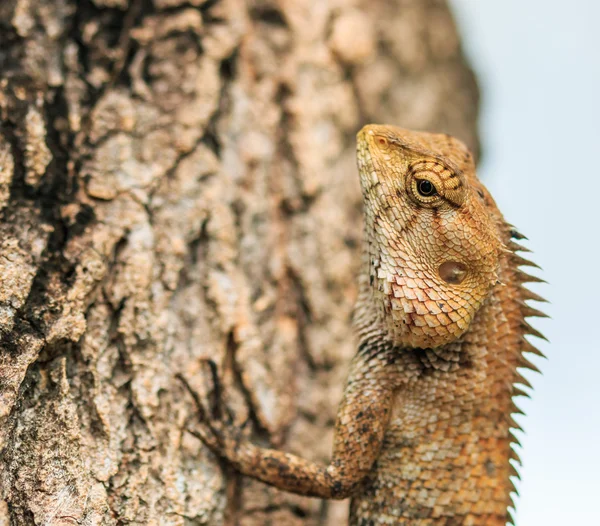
[{"x1": 189, "y1": 124, "x2": 546, "y2": 525}]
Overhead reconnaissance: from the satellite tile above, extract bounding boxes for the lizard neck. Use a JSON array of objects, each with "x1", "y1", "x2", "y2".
[{"x1": 351, "y1": 227, "x2": 541, "y2": 525}]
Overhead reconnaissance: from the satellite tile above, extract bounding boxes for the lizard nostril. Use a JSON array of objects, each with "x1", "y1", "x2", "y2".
[
  {"x1": 377, "y1": 136, "x2": 387, "y2": 146},
  {"x1": 439, "y1": 261, "x2": 468, "y2": 285}
]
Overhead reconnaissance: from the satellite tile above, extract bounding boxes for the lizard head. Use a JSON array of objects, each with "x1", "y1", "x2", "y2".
[{"x1": 356, "y1": 124, "x2": 505, "y2": 349}]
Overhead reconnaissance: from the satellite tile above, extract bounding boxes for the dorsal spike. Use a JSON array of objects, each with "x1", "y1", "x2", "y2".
[
  {"x1": 509, "y1": 448, "x2": 522, "y2": 465},
  {"x1": 508, "y1": 463, "x2": 521, "y2": 480},
  {"x1": 512, "y1": 385, "x2": 531, "y2": 399},
  {"x1": 507, "y1": 414, "x2": 522, "y2": 431},
  {"x1": 514, "y1": 372, "x2": 533, "y2": 390},
  {"x1": 516, "y1": 271, "x2": 547, "y2": 284},
  {"x1": 521, "y1": 338, "x2": 546, "y2": 358},
  {"x1": 518, "y1": 354, "x2": 542, "y2": 374},
  {"x1": 507, "y1": 240, "x2": 532, "y2": 253},
  {"x1": 508, "y1": 227, "x2": 528, "y2": 240},
  {"x1": 520, "y1": 287, "x2": 549, "y2": 303},
  {"x1": 509, "y1": 431, "x2": 522, "y2": 448},
  {"x1": 511, "y1": 407, "x2": 526, "y2": 419},
  {"x1": 511, "y1": 401, "x2": 526, "y2": 416},
  {"x1": 521, "y1": 321, "x2": 549, "y2": 342},
  {"x1": 518, "y1": 300, "x2": 549, "y2": 319},
  {"x1": 512, "y1": 253, "x2": 542, "y2": 270}
]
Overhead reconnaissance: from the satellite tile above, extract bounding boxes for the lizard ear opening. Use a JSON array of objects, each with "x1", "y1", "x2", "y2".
[{"x1": 439, "y1": 261, "x2": 468, "y2": 285}]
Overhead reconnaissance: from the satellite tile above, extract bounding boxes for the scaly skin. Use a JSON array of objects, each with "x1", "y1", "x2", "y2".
[{"x1": 188, "y1": 124, "x2": 546, "y2": 525}]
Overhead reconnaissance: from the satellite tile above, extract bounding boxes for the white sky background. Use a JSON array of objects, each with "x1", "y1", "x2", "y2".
[{"x1": 449, "y1": 2, "x2": 600, "y2": 525}]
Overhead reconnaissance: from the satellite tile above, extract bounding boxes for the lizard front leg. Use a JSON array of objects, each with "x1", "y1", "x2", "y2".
[{"x1": 183, "y1": 346, "x2": 398, "y2": 500}]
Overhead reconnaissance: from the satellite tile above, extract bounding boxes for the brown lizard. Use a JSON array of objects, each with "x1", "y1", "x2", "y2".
[{"x1": 185, "y1": 124, "x2": 546, "y2": 525}]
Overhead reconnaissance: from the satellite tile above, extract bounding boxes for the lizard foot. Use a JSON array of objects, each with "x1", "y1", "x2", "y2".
[{"x1": 177, "y1": 360, "x2": 251, "y2": 464}]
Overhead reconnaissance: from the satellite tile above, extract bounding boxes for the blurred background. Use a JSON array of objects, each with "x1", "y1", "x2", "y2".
[{"x1": 450, "y1": 2, "x2": 600, "y2": 525}]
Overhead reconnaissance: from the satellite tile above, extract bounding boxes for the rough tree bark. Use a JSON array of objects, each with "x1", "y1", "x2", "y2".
[{"x1": 0, "y1": 0, "x2": 479, "y2": 524}]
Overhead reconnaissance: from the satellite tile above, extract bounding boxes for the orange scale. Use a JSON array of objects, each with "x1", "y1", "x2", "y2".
[
  {"x1": 390, "y1": 298, "x2": 403, "y2": 311},
  {"x1": 424, "y1": 300, "x2": 442, "y2": 315},
  {"x1": 404, "y1": 277, "x2": 417, "y2": 289},
  {"x1": 413, "y1": 288, "x2": 428, "y2": 302},
  {"x1": 446, "y1": 298, "x2": 462, "y2": 310},
  {"x1": 404, "y1": 267, "x2": 417, "y2": 279},
  {"x1": 414, "y1": 302, "x2": 430, "y2": 316},
  {"x1": 400, "y1": 298, "x2": 414, "y2": 313},
  {"x1": 422, "y1": 326, "x2": 440, "y2": 338},
  {"x1": 412, "y1": 316, "x2": 427, "y2": 328},
  {"x1": 435, "y1": 312, "x2": 453, "y2": 325},
  {"x1": 403, "y1": 287, "x2": 417, "y2": 300},
  {"x1": 404, "y1": 259, "x2": 419, "y2": 271},
  {"x1": 457, "y1": 307, "x2": 470, "y2": 318},
  {"x1": 380, "y1": 279, "x2": 391, "y2": 295},
  {"x1": 425, "y1": 290, "x2": 443, "y2": 304},
  {"x1": 423, "y1": 278, "x2": 438, "y2": 289},
  {"x1": 435, "y1": 325, "x2": 454, "y2": 337},
  {"x1": 446, "y1": 310, "x2": 462, "y2": 323},
  {"x1": 391, "y1": 284, "x2": 404, "y2": 298}
]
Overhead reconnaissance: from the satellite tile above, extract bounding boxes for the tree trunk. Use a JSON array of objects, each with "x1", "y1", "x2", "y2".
[{"x1": 0, "y1": 0, "x2": 479, "y2": 524}]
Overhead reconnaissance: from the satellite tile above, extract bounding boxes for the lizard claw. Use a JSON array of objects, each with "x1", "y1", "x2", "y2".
[
  {"x1": 199, "y1": 358, "x2": 224, "y2": 420},
  {"x1": 199, "y1": 359, "x2": 239, "y2": 427},
  {"x1": 177, "y1": 361, "x2": 247, "y2": 462},
  {"x1": 186, "y1": 423, "x2": 220, "y2": 451}
]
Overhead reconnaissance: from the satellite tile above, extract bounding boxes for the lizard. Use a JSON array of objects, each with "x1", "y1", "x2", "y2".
[{"x1": 184, "y1": 124, "x2": 547, "y2": 525}]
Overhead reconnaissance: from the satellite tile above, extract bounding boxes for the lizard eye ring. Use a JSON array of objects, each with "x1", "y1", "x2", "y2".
[{"x1": 406, "y1": 160, "x2": 463, "y2": 207}]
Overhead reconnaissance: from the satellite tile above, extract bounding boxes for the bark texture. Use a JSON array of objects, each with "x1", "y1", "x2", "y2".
[{"x1": 0, "y1": 0, "x2": 479, "y2": 524}]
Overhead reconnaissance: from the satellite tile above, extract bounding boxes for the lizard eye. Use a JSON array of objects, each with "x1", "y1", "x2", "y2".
[
  {"x1": 407, "y1": 160, "x2": 459, "y2": 207},
  {"x1": 416, "y1": 179, "x2": 437, "y2": 197}
]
